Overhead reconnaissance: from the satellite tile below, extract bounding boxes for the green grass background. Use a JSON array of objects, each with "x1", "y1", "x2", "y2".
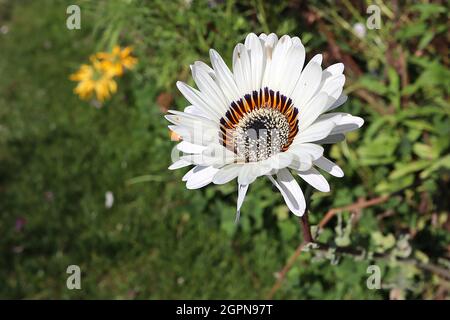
[{"x1": 0, "y1": 0, "x2": 449, "y2": 299}]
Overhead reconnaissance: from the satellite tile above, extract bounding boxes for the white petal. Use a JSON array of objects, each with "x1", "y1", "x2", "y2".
[
  {"x1": 327, "y1": 94, "x2": 348, "y2": 111},
  {"x1": 288, "y1": 152, "x2": 313, "y2": 171},
  {"x1": 244, "y1": 33, "x2": 265, "y2": 91},
  {"x1": 268, "y1": 169, "x2": 306, "y2": 216},
  {"x1": 168, "y1": 125, "x2": 191, "y2": 141},
  {"x1": 181, "y1": 142, "x2": 237, "y2": 167},
  {"x1": 260, "y1": 33, "x2": 278, "y2": 88},
  {"x1": 184, "y1": 105, "x2": 206, "y2": 117},
  {"x1": 316, "y1": 112, "x2": 345, "y2": 122},
  {"x1": 262, "y1": 33, "x2": 278, "y2": 46},
  {"x1": 209, "y1": 49, "x2": 241, "y2": 103},
  {"x1": 298, "y1": 92, "x2": 329, "y2": 130},
  {"x1": 314, "y1": 156, "x2": 344, "y2": 177},
  {"x1": 324, "y1": 63, "x2": 344, "y2": 76},
  {"x1": 236, "y1": 184, "x2": 249, "y2": 222},
  {"x1": 212, "y1": 163, "x2": 243, "y2": 184},
  {"x1": 182, "y1": 166, "x2": 195, "y2": 181},
  {"x1": 201, "y1": 143, "x2": 236, "y2": 164},
  {"x1": 166, "y1": 111, "x2": 218, "y2": 145},
  {"x1": 292, "y1": 62, "x2": 322, "y2": 109},
  {"x1": 181, "y1": 154, "x2": 223, "y2": 167},
  {"x1": 314, "y1": 134, "x2": 346, "y2": 144},
  {"x1": 320, "y1": 63, "x2": 344, "y2": 92},
  {"x1": 186, "y1": 166, "x2": 219, "y2": 189},
  {"x1": 233, "y1": 43, "x2": 252, "y2": 96},
  {"x1": 191, "y1": 64, "x2": 228, "y2": 114},
  {"x1": 330, "y1": 114, "x2": 364, "y2": 135},
  {"x1": 297, "y1": 167, "x2": 330, "y2": 192},
  {"x1": 321, "y1": 74, "x2": 345, "y2": 98},
  {"x1": 176, "y1": 141, "x2": 206, "y2": 154},
  {"x1": 318, "y1": 65, "x2": 345, "y2": 110},
  {"x1": 166, "y1": 110, "x2": 217, "y2": 129},
  {"x1": 293, "y1": 117, "x2": 340, "y2": 144},
  {"x1": 281, "y1": 41, "x2": 306, "y2": 96},
  {"x1": 251, "y1": 158, "x2": 273, "y2": 176},
  {"x1": 237, "y1": 164, "x2": 258, "y2": 185},
  {"x1": 288, "y1": 143, "x2": 324, "y2": 160},
  {"x1": 168, "y1": 159, "x2": 191, "y2": 170},
  {"x1": 268, "y1": 35, "x2": 292, "y2": 92},
  {"x1": 291, "y1": 36, "x2": 301, "y2": 46},
  {"x1": 301, "y1": 143, "x2": 325, "y2": 160},
  {"x1": 192, "y1": 61, "x2": 215, "y2": 78},
  {"x1": 176, "y1": 81, "x2": 222, "y2": 120},
  {"x1": 270, "y1": 152, "x2": 294, "y2": 169},
  {"x1": 310, "y1": 54, "x2": 323, "y2": 65},
  {"x1": 327, "y1": 86, "x2": 344, "y2": 107}
]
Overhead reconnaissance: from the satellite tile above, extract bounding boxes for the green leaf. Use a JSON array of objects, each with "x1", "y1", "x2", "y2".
[
  {"x1": 410, "y1": 3, "x2": 446, "y2": 20},
  {"x1": 403, "y1": 119, "x2": 439, "y2": 133},
  {"x1": 412, "y1": 143, "x2": 437, "y2": 159},
  {"x1": 371, "y1": 231, "x2": 396, "y2": 253},
  {"x1": 418, "y1": 30, "x2": 435, "y2": 50},
  {"x1": 376, "y1": 174, "x2": 414, "y2": 193},
  {"x1": 389, "y1": 160, "x2": 431, "y2": 180},
  {"x1": 396, "y1": 22, "x2": 426, "y2": 41},
  {"x1": 387, "y1": 67, "x2": 400, "y2": 110},
  {"x1": 420, "y1": 155, "x2": 450, "y2": 178},
  {"x1": 357, "y1": 76, "x2": 388, "y2": 95}
]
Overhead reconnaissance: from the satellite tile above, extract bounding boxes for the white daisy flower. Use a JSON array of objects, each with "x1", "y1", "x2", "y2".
[{"x1": 167, "y1": 33, "x2": 363, "y2": 220}]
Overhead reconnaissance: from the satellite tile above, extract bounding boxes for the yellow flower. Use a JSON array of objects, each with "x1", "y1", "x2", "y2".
[
  {"x1": 70, "y1": 59, "x2": 117, "y2": 102},
  {"x1": 95, "y1": 45, "x2": 137, "y2": 77},
  {"x1": 70, "y1": 45, "x2": 136, "y2": 103}
]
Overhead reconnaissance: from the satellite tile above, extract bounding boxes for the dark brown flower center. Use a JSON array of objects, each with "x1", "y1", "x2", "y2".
[{"x1": 219, "y1": 87, "x2": 299, "y2": 162}]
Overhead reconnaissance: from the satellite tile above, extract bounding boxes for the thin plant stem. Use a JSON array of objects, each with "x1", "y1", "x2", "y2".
[{"x1": 300, "y1": 186, "x2": 314, "y2": 243}]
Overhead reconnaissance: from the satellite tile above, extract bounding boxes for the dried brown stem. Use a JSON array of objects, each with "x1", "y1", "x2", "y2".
[
  {"x1": 266, "y1": 242, "x2": 308, "y2": 300},
  {"x1": 301, "y1": 213, "x2": 314, "y2": 243},
  {"x1": 318, "y1": 195, "x2": 389, "y2": 230}
]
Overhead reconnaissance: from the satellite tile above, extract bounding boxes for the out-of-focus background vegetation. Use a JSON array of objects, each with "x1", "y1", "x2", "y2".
[{"x1": 0, "y1": 0, "x2": 449, "y2": 299}]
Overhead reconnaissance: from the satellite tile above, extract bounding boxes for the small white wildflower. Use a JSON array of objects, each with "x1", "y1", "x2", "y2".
[
  {"x1": 0, "y1": 25, "x2": 9, "y2": 35},
  {"x1": 353, "y1": 23, "x2": 366, "y2": 38},
  {"x1": 177, "y1": 277, "x2": 185, "y2": 285},
  {"x1": 105, "y1": 191, "x2": 114, "y2": 209}
]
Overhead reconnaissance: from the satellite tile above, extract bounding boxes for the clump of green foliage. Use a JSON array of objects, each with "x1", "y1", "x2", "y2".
[{"x1": 0, "y1": 0, "x2": 448, "y2": 299}]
